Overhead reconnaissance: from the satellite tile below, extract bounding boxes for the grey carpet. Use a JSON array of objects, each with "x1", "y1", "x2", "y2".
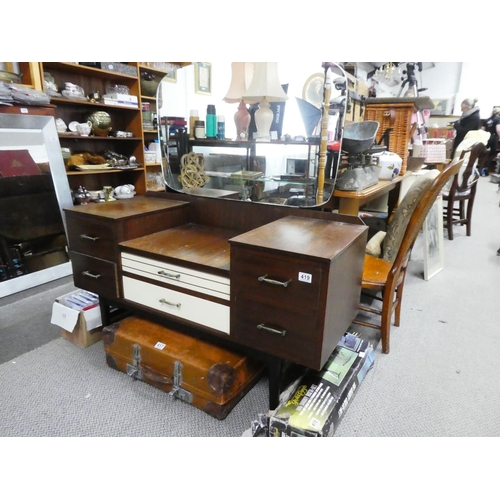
[
  {"x1": 0, "y1": 276, "x2": 75, "y2": 364},
  {"x1": 0, "y1": 177, "x2": 499, "y2": 437}
]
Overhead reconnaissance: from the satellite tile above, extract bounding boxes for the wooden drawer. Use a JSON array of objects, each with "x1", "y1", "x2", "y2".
[
  {"x1": 70, "y1": 251, "x2": 119, "y2": 298},
  {"x1": 231, "y1": 295, "x2": 321, "y2": 368},
  {"x1": 121, "y1": 252, "x2": 230, "y2": 300},
  {"x1": 123, "y1": 276, "x2": 230, "y2": 334},
  {"x1": 66, "y1": 218, "x2": 117, "y2": 261},
  {"x1": 231, "y1": 247, "x2": 323, "y2": 312}
]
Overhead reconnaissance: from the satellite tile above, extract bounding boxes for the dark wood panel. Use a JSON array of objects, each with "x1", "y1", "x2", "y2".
[
  {"x1": 230, "y1": 247, "x2": 323, "y2": 311},
  {"x1": 119, "y1": 223, "x2": 237, "y2": 274},
  {"x1": 66, "y1": 216, "x2": 118, "y2": 260},
  {"x1": 146, "y1": 190, "x2": 366, "y2": 232},
  {"x1": 70, "y1": 251, "x2": 119, "y2": 298},
  {"x1": 230, "y1": 295, "x2": 321, "y2": 369},
  {"x1": 229, "y1": 215, "x2": 367, "y2": 260}
]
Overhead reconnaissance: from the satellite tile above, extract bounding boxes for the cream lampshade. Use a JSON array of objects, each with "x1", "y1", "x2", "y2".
[
  {"x1": 223, "y1": 62, "x2": 254, "y2": 140},
  {"x1": 242, "y1": 62, "x2": 288, "y2": 141}
]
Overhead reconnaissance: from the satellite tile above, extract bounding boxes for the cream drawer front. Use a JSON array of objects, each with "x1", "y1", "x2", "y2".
[
  {"x1": 121, "y1": 252, "x2": 230, "y2": 300},
  {"x1": 123, "y1": 276, "x2": 230, "y2": 334}
]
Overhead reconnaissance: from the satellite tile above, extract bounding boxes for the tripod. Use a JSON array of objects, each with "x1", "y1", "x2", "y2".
[{"x1": 397, "y1": 62, "x2": 428, "y2": 139}]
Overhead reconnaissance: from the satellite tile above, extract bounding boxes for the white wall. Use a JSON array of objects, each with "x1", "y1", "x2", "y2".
[{"x1": 365, "y1": 62, "x2": 498, "y2": 120}]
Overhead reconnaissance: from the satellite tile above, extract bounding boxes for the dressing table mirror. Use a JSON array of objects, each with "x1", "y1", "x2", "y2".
[{"x1": 156, "y1": 62, "x2": 347, "y2": 208}]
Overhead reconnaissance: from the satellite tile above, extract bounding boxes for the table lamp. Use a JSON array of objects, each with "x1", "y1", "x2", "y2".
[
  {"x1": 223, "y1": 62, "x2": 254, "y2": 140},
  {"x1": 242, "y1": 62, "x2": 288, "y2": 141}
]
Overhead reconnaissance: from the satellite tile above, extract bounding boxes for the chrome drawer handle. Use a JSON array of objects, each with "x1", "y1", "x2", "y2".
[
  {"x1": 158, "y1": 270, "x2": 181, "y2": 280},
  {"x1": 79, "y1": 234, "x2": 100, "y2": 241},
  {"x1": 257, "y1": 324, "x2": 286, "y2": 337},
  {"x1": 258, "y1": 275, "x2": 292, "y2": 288},
  {"x1": 82, "y1": 271, "x2": 101, "y2": 279},
  {"x1": 159, "y1": 298, "x2": 181, "y2": 309}
]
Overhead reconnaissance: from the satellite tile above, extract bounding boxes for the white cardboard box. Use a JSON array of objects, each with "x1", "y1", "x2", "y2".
[{"x1": 51, "y1": 290, "x2": 103, "y2": 347}]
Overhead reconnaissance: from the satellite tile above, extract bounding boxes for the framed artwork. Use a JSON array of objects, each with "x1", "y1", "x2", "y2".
[
  {"x1": 423, "y1": 195, "x2": 445, "y2": 280},
  {"x1": 194, "y1": 62, "x2": 212, "y2": 95},
  {"x1": 164, "y1": 70, "x2": 177, "y2": 83},
  {"x1": 302, "y1": 73, "x2": 325, "y2": 109},
  {"x1": 430, "y1": 97, "x2": 455, "y2": 116}
]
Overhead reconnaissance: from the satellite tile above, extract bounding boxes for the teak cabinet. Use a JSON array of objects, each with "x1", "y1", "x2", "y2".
[{"x1": 63, "y1": 192, "x2": 368, "y2": 408}]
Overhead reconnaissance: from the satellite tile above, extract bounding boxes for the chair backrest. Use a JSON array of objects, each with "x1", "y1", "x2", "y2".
[
  {"x1": 389, "y1": 159, "x2": 463, "y2": 278},
  {"x1": 454, "y1": 142, "x2": 487, "y2": 192}
]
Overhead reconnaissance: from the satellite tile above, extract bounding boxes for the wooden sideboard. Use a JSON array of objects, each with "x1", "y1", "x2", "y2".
[{"x1": 64, "y1": 193, "x2": 368, "y2": 408}]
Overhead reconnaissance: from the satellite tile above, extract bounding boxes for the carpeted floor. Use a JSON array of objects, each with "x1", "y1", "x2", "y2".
[{"x1": 0, "y1": 176, "x2": 499, "y2": 438}]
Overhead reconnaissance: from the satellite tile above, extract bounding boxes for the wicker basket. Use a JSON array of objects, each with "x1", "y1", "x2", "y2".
[{"x1": 364, "y1": 101, "x2": 416, "y2": 175}]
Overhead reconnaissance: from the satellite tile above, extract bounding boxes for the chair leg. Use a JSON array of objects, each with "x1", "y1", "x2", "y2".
[
  {"x1": 465, "y1": 199, "x2": 475, "y2": 236},
  {"x1": 394, "y1": 280, "x2": 406, "y2": 327},
  {"x1": 459, "y1": 200, "x2": 465, "y2": 221},
  {"x1": 446, "y1": 200, "x2": 454, "y2": 240},
  {"x1": 380, "y1": 289, "x2": 395, "y2": 354}
]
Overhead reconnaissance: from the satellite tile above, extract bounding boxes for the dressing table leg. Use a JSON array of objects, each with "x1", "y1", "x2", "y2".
[
  {"x1": 99, "y1": 297, "x2": 112, "y2": 327},
  {"x1": 266, "y1": 355, "x2": 285, "y2": 410}
]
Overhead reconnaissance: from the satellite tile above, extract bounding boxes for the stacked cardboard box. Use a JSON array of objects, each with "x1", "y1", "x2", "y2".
[{"x1": 266, "y1": 333, "x2": 374, "y2": 437}]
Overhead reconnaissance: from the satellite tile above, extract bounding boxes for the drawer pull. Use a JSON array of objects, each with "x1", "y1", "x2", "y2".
[
  {"x1": 79, "y1": 234, "x2": 100, "y2": 242},
  {"x1": 82, "y1": 271, "x2": 101, "y2": 279},
  {"x1": 258, "y1": 275, "x2": 292, "y2": 288},
  {"x1": 159, "y1": 298, "x2": 181, "y2": 309},
  {"x1": 158, "y1": 270, "x2": 181, "y2": 280},
  {"x1": 257, "y1": 324, "x2": 286, "y2": 337}
]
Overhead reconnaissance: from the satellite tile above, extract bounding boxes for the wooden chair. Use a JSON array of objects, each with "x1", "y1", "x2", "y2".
[
  {"x1": 352, "y1": 159, "x2": 463, "y2": 354},
  {"x1": 443, "y1": 142, "x2": 487, "y2": 240}
]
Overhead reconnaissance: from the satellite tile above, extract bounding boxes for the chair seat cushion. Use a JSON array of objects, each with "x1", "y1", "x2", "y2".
[{"x1": 362, "y1": 254, "x2": 393, "y2": 289}]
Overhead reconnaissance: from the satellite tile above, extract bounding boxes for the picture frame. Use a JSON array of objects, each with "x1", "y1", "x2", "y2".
[
  {"x1": 430, "y1": 96, "x2": 455, "y2": 116},
  {"x1": 302, "y1": 73, "x2": 325, "y2": 109},
  {"x1": 194, "y1": 62, "x2": 212, "y2": 95},
  {"x1": 423, "y1": 195, "x2": 444, "y2": 280},
  {"x1": 163, "y1": 70, "x2": 177, "y2": 83}
]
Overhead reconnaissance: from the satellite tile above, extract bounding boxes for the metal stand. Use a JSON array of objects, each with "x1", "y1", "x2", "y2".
[{"x1": 397, "y1": 62, "x2": 428, "y2": 139}]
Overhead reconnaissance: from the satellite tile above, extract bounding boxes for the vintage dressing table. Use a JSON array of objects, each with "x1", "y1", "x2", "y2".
[{"x1": 63, "y1": 62, "x2": 369, "y2": 409}]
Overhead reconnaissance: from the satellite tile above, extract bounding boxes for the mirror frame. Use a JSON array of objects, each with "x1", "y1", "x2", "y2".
[{"x1": 0, "y1": 113, "x2": 74, "y2": 297}]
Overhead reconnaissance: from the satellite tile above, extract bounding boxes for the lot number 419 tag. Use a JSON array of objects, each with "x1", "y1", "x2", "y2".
[{"x1": 298, "y1": 272, "x2": 312, "y2": 284}]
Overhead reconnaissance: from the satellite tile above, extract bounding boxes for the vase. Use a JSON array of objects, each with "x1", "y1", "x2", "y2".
[
  {"x1": 234, "y1": 100, "x2": 251, "y2": 140},
  {"x1": 88, "y1": 111, "x2": 112, "y2": 137}
]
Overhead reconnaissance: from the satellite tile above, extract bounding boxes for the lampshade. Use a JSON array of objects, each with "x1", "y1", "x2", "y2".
[
  {"x1": 223, "y1": 63, "x2": 254, "y2": 103},
  {"x1": 242, "y1": 62, "x2": 288, "y2": 103},
  {"x1": 243, "y1": 63, "x2": 288, "y2": 141}
]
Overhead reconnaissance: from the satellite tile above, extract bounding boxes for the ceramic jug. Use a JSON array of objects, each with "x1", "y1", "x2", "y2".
[{"x1": 76, "y1": 121, "x2": 92, "y2": 136}]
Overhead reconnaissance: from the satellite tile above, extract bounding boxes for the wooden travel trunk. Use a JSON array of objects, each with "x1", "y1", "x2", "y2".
[{"x1": 102, "y1": 316, "x2": 265, "y2": 420}]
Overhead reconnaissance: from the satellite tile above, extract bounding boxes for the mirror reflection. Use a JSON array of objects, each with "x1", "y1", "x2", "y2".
[{"x1": 157, "y1": 62, "x2": 347, "y2": 207}]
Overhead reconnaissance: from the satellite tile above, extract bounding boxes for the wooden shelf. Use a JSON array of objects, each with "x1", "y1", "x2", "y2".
[
  {"x1": 42, "y1": 62, "x2": 138, "y2": 80},
  {"x1": 50, "y1": 97, "x2": 139, "y2": 111},
  {"x1": 67, "y1": 168, "x2": 145, "y2": 176},
  {"x1": 59, "y1": 134, "x2": 141, "y2": 141}
]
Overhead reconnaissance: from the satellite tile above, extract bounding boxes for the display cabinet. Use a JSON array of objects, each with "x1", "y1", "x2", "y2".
[{"x1": 38, "y1": 62, "x2": 145, "y2": 194}]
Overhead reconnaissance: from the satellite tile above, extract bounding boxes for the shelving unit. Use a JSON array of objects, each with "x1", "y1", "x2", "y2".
[
  {"x1": 3, "y1": 62, "x2": 189, "y2": 196},
  {"x1": 38, "y1": 62, "x2": 145, "y2": 194}
]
